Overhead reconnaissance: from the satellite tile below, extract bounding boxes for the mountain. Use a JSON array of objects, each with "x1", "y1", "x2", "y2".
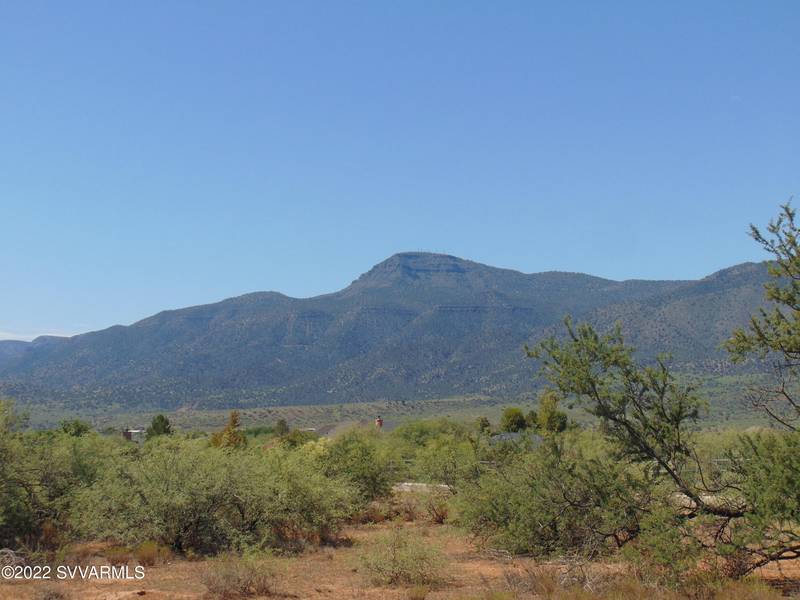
[{"x1": 0, "y1": 253, "x2": 770, "y2": 411}]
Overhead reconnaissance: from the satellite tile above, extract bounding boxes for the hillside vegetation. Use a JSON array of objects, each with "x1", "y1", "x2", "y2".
[
  {"x1": 4, "y1": 205, "x2": 800, "y2": 599},
  {"x1": 0, "y1": 254, "x2": 769, "y2": 412}
]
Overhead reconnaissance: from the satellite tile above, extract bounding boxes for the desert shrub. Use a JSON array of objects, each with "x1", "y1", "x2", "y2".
[
  {"x1": 60, "y1": 419, "x2": 92, "y2": 437},
  {"x1": 359, "y1": 526, "x2": 444, "y2": 585},
  {"x1": 423, "y1": 490, "x2": 450, "y2": 524},
  {"x1": 323, "y1": 427, "x2": 395, "y2": 502},
  {"x1": 725, "y1": 431, "x2": 800, "y2": 568},
  {"x1": 476, "y1": 416, "x2": 492, "y2": 433},
  {"x1": 414, "y1": 434, "x2": 480, "y2": 491},
  {"x1": 621, "y1": 505, "x2": 704, "y2": 589},
  {"x1": 0, "y1": 402, "x2": 126, "y2": 549},
  {"x1": 279, "y1": 428, "x2": 318, "y2": 448},
  {"x1": 396, "y1": 494, "x2": 421, "y2": 522},
  {"x1": 354, "y1": 500, "x2": 389, "y2": 524},
  {"x1": 536, "y1": 389, "x2": 569, "y2": 434},
  {"x1": 390, "y1": 418, "x2": 470, "y2": 456},
  {"x1": 71, "y1": 437, "x2": 358, "y2": 554},
  {"x1": 133, "y1": 540, "x2": 171, "y2": 566},
  {"x1": 499, "y1": 407, "x2": 527, "y2": 432},
  {"x1": 201, "y1": 554, "x2": 274, "y2": 599},
  {"x1": 244, "y1": 425, "x2": 275, "y2": 438},
  {"x1": 457, "y1": 435, "x2": 652, "y2": 557},
  {"x1": 72, "y1": 438, "x2": 237, "y2": 553},
  {"x1": 145, "y1": 414, "x2": 172, "y2": 440},
  {"x1": 232, "y1": 447, "x2": 358, "y2": 550}
]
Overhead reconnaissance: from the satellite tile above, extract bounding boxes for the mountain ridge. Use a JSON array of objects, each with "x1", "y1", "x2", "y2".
[{"x1": 0, "y1": 253, "x2": 770, "y2": 412}]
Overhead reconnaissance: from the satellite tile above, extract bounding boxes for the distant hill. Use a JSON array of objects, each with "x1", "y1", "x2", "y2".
[{"x1": 0, "y1": 253, "x2": 770, "y2": 411}]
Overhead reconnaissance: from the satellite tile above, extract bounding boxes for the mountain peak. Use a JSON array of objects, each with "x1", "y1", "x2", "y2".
[{"x1": 354, "y1": 252, "x2": 476, "y2": 286}]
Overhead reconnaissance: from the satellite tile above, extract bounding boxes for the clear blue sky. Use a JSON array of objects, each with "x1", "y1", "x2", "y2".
[{"x1": 1, "y1": 1, "x2": 798, "y2": 340}]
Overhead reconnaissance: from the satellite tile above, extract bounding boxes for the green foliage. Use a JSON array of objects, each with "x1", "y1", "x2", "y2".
[
  {"x1": 529, "y1": 319, "x2": 718, "y2": 515},
  {"x1": 536, "y1": 390, "x2": 568, "y2": 434},
  {"x1": 391, "y1": 418, "x2": 470, "y2": 449},
  {"x1": 60, "y1": 419, "x2": 91, "y2": 437},
  {"x1": 457, "y1": 435, "x2": 652, "y2": 557},
  {"x1": 145, "y1": 414, "x2": 172, "y2": 440},
  {"x1": 524, "y1": 306, "x2": 800, "y2": 574},
  {"x1": 499, "y1": 407, "x2": 526, "y2": 433},
  {"x1": 0, "y1": 401, "x2": 124, "y2": 549},
  {"x1": 414, "y1": 433, "x2": 480, "y2": 492},
  {"x1": 244, "y1": 424, "x2": 275, "y2": 438},
  {"x1": 323, "y1": 427, "x2": 395, "y2": 502},
  {"x1": 359, "y1": 526, "x2": 445, "y2": 585},
  {"x1": 727, "y1": 203, "x2": 800, "y2": 362},
  {"x1": 726, "y1": 203, "x2": 800, "y2": 430},
  {"x1": 279, "y1": 428, "x2": 318, "y2": 448},
  {"x1": 71, "y1": 437, "x2": 358, "y2": 554},
  {"x1": 722, "y1": 431, "x2": 800, "y2": 568},
  {"x1": 622, "y1": 504, "x2": 703, "y2": 588}
]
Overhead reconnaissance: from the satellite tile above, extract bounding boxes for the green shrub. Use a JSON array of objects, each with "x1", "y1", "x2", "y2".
[
  {"x1": 60, "y1": 419, "x2": 92, "y2": 437},
  {"x1": 499, "y1": 407, "x2": 526, "y2": 433},
  {"x1": 279, "y1": 428, "x2": 318, "y2": 449},
  {"x1": 71, "y1": 438, "x2": 358, "y2": 554},
  {"x1": 457, "y1": 435, "x2": 650, "y2": 557},
  {"x1": 0, "y1": 402, "x2": 125, "y2": 549},
  {"x1": 414, "y1": 434, "x2": 479, "y2": 491},
  {"x1": 323, "y1": 427, "x2": 395, "y2": 502},
  {"x1": 621, "y1": 505, "x2": 703, "y2": 589},
  {"x1": 145, "y1": 414, "x2": 172, "y2": 440},
  {"x1": 359, "y1": 526, "x2": 444, "y2": 585}
]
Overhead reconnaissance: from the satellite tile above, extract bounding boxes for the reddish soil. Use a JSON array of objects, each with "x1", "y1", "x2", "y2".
[{"x1": 1, "y1": 522, "x2": 797, "y2": 600}]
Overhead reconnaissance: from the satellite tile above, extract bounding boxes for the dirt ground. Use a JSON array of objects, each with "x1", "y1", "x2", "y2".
[{"x1": 1, "y1": 522, "x2": 798, "y2": 600}]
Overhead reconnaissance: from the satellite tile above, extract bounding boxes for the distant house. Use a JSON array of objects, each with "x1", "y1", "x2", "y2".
[{"x1": 122, "y1": 428, "x2": 145, "y2": 443}]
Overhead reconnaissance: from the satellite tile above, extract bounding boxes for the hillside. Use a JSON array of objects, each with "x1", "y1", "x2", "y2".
[{"x1": 0, "y1": 253, "x2": 770, "y2": 411}]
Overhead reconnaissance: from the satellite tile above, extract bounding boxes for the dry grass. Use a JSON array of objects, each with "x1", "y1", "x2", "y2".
[
  {"x1": 102, "y1": 546, "x2": 130, "y2": 566},
  {"x1": 487, "y1": 566, "x2": 785, "y2": 600},
  {"x1": 32, "y1": 588, "x2": 70, "y2": 600},
  {"x1": 359, "y1": 525, "x2": 445, "y2": 586},
  {"x1": 200, "y1": 554, "x2": 275, "y2": 599},
  {"x1": 133, "y1": 540, "x2": 172, "y2": 566},
  {"x1": 407, "y1": 585, "x2": 430, "y2": 600},
  {"x1": 0, "y1": 522, "x2": 795, "y2": 600}
]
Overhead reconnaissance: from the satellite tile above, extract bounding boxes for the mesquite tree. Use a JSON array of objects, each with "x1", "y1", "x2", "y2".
[{"x1": 726, "y1": 203, "x2": 800, "y2": 429}]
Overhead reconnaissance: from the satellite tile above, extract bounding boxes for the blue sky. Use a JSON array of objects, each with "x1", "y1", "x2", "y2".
[{"x1": 1, "y1": 1, "x2": 798, "y2": 340}]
